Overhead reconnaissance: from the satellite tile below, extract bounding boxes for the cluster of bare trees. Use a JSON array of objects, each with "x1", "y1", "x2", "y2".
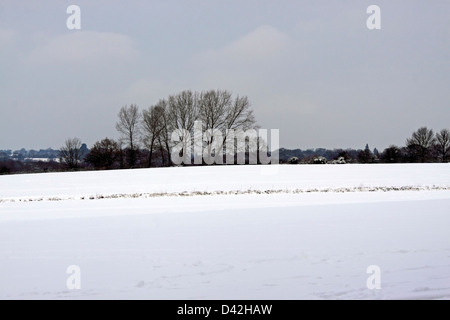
[
  {"x1": 113, "y1": 90, "x2": 256, "y2": 168},
  {"x1": 350, "y1": 127, "x2": 449, "y2": 164},
  {"x1": 59, "y1": 90, "x2": 257, "y2": 170},
  {"x1": 405, "y1": 127, "x2": 450, "y2": 163},
  {"x1": 354, "y1": 127, "x2": 449, "y2": 164}
]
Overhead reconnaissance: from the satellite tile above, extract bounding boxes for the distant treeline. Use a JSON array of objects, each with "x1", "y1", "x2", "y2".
[
  {"x1": 0, "y1": 148, "x2": 60, "y2": 160},
  {"x1": 1, "y1": 89, "x2": 449, "y2": 175},
  {"x1": 1, "y1": 125, "x2": 448, "y2": 176}
]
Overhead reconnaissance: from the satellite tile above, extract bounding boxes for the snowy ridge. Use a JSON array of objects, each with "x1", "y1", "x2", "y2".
[
  {"x1": 1, "y1": 184, "x2": 450, "y2": 203},
  {"x1": 1, "y1": 164, "x2": 449, "y2": 200}
]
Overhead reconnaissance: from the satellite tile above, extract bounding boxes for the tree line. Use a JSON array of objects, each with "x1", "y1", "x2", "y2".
[
  {"x1": 73, "y1": 125, "x2": 448, "y2": 169},
  {"x1": 282, "y1": 127, "x2": 449, "y2": 165},
  {"x1": 55, "y1": 122, "x2": 450, "y2": 170},
  {"x1": 1, "y1": 89, "x2": 449, "y2": 174}
]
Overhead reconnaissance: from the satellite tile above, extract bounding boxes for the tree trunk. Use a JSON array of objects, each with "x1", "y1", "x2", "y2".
[{"x1": 148, "y1": 139, "x2": 155, "y2": 168}]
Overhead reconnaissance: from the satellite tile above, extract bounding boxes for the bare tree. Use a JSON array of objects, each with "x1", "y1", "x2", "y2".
[
  {"x1": 168, "y1": 90, "x2": 199, "y2": 133},
  {"x1": 142, "y1": 101, "x2": 166, "y2": 167},
  {"x1": 59, "y1": 137, "x2": 82, "y2": 169},
  {"x1": 115, "y1": 104, "x2": 142, "y2": 168},
  {"x1": 198, "y1": 90, "x2": 230, "y2": 162},
  {"x1": 198, "y1": 90, "x2": 257, "y2": 163},
  {"x1": 159, "y1": 103, "x2": 173, "y2": 166},
  {"x1": 199, "y1": 90, "x2": 231, "y2": 131},
  {"x1": 167, "y1": 90, "x2": 200, "y2": 164},
  {"x1": 436, "y1": 128, "x2": 450, "y2": 162},
  {"x1": 406, "y1": 127, "x2": 436, "y2": 163},
  {"x1": 225, "y1": 94, "x2": 256, "y2": 131},
  {"x1": 223, "y1": 94, "x2": 257, "y2": 161}
]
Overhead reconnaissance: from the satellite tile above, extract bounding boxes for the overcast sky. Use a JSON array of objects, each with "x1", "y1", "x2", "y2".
[{"x1": 0, "y1": 0, "x2": 449, "y2": 151}]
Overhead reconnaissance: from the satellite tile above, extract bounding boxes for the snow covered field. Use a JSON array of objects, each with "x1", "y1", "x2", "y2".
[{"x1": 0, "y1": 164, "x2": 449, "y2": 300}]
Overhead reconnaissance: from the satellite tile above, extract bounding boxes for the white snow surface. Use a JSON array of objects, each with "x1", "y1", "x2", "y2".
[{"x1": 0, "y1": 164, "x2": 449, "y2": 300}]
